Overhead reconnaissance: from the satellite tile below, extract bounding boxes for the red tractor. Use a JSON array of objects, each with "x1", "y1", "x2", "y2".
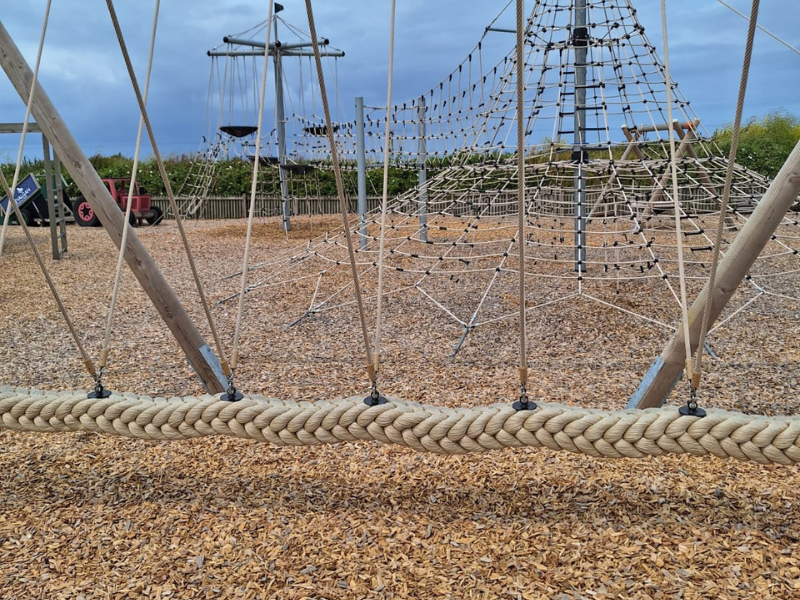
[{"x1": 73, "y1": 178, "x2": 163, "y2": 227}]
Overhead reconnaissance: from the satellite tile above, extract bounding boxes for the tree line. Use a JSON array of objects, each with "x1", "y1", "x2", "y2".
[{"x1": 2, "y1": 111, "x2": 797, "y2": 200}]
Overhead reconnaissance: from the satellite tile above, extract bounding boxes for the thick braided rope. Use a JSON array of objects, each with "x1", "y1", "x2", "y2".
[{"x1": 2, "y1": 387, "x2": 800, "y2": 465}]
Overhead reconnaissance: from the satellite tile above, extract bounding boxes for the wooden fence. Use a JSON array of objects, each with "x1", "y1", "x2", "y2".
[
  {"x1": 153, "y1": 186, "x2": 759, "y2": 221},
  {"x1": 152, "y1": 197, "x2": 384, "y2": 220}
]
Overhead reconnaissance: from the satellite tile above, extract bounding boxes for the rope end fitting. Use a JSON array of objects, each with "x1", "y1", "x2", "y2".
[
  {"x1": 88, "y1": 385, "x2": 111, "y2": 400},
  {"x1": 512, "y1": 382, "x2": 537, "y2": 412},
  {"x1": 679, "y1": 386, "x2": 706, "y2": 418},
  {"x1": 88, "y1": 368, "x2": 112, "y2": 400},
  {"x1": 364, "y1": 379, "x2": 387, "y2": 407},
  {"x1": 220, "y1": 369, "x2": 244, "y2": 402},
  {"x1": 220, "y1": 360, "x2": 231, "y2": 378}
]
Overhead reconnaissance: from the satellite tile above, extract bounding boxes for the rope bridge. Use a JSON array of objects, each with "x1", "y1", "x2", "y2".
[{"x1": 2, "y1": 387, "x2": 799, "y2": 465}]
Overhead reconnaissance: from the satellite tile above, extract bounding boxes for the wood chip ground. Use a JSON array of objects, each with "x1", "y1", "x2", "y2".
[{"x1": 1, "y1": 219, "x2": 799, "y2": 599}]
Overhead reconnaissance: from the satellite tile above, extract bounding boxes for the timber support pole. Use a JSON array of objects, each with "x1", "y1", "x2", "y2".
[
  {"x1": 0, "y1": 20, "x2": 226, "y2": 394},
  {"x1": 629, "y1": 138, "x2": 800, "y2": 408}
]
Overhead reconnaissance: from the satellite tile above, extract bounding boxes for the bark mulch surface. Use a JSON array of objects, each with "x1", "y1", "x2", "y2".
[{"x1": 1, "y1": 219, "x2": 799, "y2": 599}]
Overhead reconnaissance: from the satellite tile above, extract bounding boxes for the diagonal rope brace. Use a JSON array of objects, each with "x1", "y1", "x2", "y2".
[
  {"x1": 693, "y1": 0, "x2": 761, "y2": 391},
  {"x1": 230, "y1": 0, "x2": 275, "y2": 386},
  {"x1": 0, "y1": 172, "x2": 97, "y2": 380},
  {"x1": 513, "y1": 0, "x2": 533, "y2": 410},
  {"x1": 372, "y1": 0, "x2": 398, "y2": 390},
  {"x1": 104, "y1": 0, "x2": 231, "y2": 379},
  {"x1": 0, "y1": 0, "x2": 53, "y2": 258},
  {"x1": 102, "y1": 0, "x2": 161, "y2": 384},
  {"x1": 303, "y1": 0, "x2": 375, "y2": 388},
  {"x1": 660, "y1": 0, "x2": 695, "y2": 404}
]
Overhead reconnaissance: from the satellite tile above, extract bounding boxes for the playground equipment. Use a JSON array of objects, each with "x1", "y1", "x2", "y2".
[
  {"x1": 73, "y1": 178, "x2": 162, "y2": 228},
  {"x1": 0, "y1": 173, "x2": 50, "y2": 226},
  {"x1": 176, "y1": 5, "x2": 347, "y2": 225},
  {"x1": 1, "y1": 0, "x2": 800, "y2": 467},
  {"x1": 0, "y1": 122, "x2": 69, "y2": 259}
]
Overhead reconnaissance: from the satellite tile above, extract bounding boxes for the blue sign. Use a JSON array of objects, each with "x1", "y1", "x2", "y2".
[{"x1": 0, "y1": 174, "x2": 41, "y2": 215}]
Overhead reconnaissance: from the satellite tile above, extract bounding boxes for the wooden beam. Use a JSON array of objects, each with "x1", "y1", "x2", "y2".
[
  {"x1": 0, "y1": 121, "x2": 42, "y2": 133},
  {"x1": 0, "y1": 21, "x2": 226, "y2": 394},
  {"x1": 628, "y1": 138, "x2": 800, "y2": 408}
]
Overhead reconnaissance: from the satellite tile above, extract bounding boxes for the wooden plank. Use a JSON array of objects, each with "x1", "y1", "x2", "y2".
[
  {"x1": 0, "y1": 121, "x2": 42, "y2": 133},
  {"x1": 629, "y1": 138, "x2": 800, "y2": 408},
  {"x1": 0, "y1": 21, "x2": 226, "y2": 394}
]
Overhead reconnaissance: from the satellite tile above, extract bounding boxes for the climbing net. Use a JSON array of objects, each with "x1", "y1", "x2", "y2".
[{"x1": 230, "y1": 0, "x2": 800, "y2": 356}]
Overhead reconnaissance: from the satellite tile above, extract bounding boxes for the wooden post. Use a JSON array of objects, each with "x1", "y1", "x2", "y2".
[
  {"x1": 0, "y1": 21, "x2": 226, "y2": 394},
  {"x1": 628, "y1": 138, "x2": 800, "y2": 408}
]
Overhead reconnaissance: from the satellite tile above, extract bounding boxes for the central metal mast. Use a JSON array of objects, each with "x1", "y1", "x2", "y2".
[
  {"x1": 209, "y1": 4, "x2": 344, "y2": 232},
  {"x1": 273, "y1": 11, "x2": 290, "y2": 232}
]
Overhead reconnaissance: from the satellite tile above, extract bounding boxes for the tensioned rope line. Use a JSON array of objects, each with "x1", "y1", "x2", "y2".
[
  {"x1": 101, "y1": 0, "x2": 161, "y2": 390},
  {"x1": 303, "y1": 0, "x2": 375, "y2": 392},
  {"x1": 715, "y1": 0, "x2": 800, "y2": 56},
  {"x1": 513, "y1": 0, "x2": 530, "y2": 409},
  {"x1": 104, "y1": 0, "x2": 231, "y2": 379},
  {"x1": 373, "y1": 0, "x2": 398, "y2": 393},
  {"x1": 693, "y1": 0, "x2": 761, "y2": 392},
  {"x1": 3, "y1": 386, "x2": 800, "y2": 465},
  {"x1": 0, "y1": 171, "x2": 98, "y2": 380},
  {"x1": 660, "y1": 0, "x2": 694, "y2": 394},
  {"x1": 0, "y1": 0, "x2": 52, "y2": 258},
  {"x1": 229, "y1": 0, "x2": 276, "y2": 398}
]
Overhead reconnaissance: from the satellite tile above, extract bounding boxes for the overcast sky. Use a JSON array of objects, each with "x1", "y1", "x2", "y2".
[{"x1": 0, "y1": 0, "x2": 798, "y2": 161}]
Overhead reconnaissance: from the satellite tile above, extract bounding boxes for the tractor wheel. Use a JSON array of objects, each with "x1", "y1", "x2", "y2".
[
  {"x1": 74, "y1": 197, "x2": 100, "y2": 227},
  {"x1": 148, "y1": 206, "x2": 164, "y2": 225},
  {"x1": 127, "y1": 211, "x2": 137, "y2": 227}
]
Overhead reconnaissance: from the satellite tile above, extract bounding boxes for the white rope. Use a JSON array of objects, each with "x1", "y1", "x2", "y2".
[
  {"x1": 514, "y1": 0, "x2": 528, "y2": 393},
  {"x1": 101, "y1": 0, "x2": 161, "y2": 374},
  {"x1": 0, "y1": 0, "x2": 53, "y2": 258},
  {"x1": 303, "y1": 0, "x2": 375, "y2": 382},
  {"x1": 0, "y1": 171, "x2": 97, "y2": 378},
  {"x1": 231, "y1": 0, "x2": 275, "y2": 374},
  {"x1": 373, "y1": 0, "x2": 398, "y2": 382},
  {"x1": 714, "y1": 0, "x2": 800, "y2": 56},
  {"x1": 105, "y1": 0, "x2": 230, "y2": 378},
  {"x1": 660, "y1": 0, "x2": 694, "y2": 379},
  {"x1": 694, "y1": 0, "x2": 761, "y2": 386}
]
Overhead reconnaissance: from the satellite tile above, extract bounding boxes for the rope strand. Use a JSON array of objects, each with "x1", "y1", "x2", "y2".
[
  {"x1": 515, "y1": 0, "x2": 529, "y2": 394},
  {"x1": 3, "y1": 386, "x2": 800, "y2": 465},
  {"x1": 693, "y1": 0, "x2": 761, "y2": 386},
  {"x1": 102, "y1": 0, "x2": 161, "y2": 373},
  {"x1": 231, "y1": 0, "x2": 275, "y2": 371},
  {"x1": 104, "y1": 0, "x2": 230, "y2": 376},
  {"x1": 0, "y1": 0, "x2": 52, "y2": 258},
  {"x1": 373, "y1": 0, "x2": 398, "y2": 381},
  {"x1": 660, "y1": 0, "x2": 694, "y2": 381},
  {"x1": 715, "y1": 0, "x2": 798, "y2": 56},
  {"x1": 303, "y1": 0, "x2": 374, "y2": 382},
  {"x1": 0, "y1": 171, "x2": 96, "y2": 378}
]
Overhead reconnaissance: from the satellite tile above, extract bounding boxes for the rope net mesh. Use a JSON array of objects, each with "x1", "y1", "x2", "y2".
[{"x1": 217, "y1": 0, "x2": 799, "y2": 354}]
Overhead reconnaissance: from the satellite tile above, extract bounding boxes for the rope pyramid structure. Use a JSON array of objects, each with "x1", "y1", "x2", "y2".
[{"x1": 236, "y1": 0, "x2": 800, "y2": 353}]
